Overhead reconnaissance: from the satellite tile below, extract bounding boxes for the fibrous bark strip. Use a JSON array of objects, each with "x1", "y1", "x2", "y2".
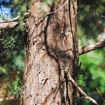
[{"x1": 23, "y1": 0, "x2": 78, "y2": 105}]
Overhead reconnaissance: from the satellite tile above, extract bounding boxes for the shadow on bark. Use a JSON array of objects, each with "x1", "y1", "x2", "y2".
[{"x1": 41, "y1": 5, "x2": 73, "y2": 105}]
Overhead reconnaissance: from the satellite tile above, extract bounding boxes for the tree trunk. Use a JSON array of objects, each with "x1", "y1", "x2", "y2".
[{"x1": 23, "y1": 0, "x2": 78, "y2": 105}]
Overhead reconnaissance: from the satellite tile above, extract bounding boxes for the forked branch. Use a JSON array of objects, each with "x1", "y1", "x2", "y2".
[
  {"x1": 79, "y1": 40, "x2": 105, "y2": 55},
  {"x1": 69, "y1": 76, "x2": 99, "y2": 105},
  {"x1": 0, "y1": 12, "x2": 30, "y2": 29}
]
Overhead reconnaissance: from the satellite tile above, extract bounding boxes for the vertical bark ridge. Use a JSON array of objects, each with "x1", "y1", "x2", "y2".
[
  {"x1": 68, "y1": 0, "x2": 78, "y2": 104},
  {"x1": 23, "y1": 0, "x2": 78, "y2": 105}
]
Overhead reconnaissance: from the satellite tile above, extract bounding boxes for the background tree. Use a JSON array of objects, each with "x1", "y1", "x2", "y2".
[{"x1": 0, "y1": 0, "x2": 105, "y2": 105}]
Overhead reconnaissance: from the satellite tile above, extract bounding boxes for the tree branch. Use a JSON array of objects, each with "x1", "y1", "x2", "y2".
[
  {"x1": 79, "y1": 40, "x2": 105, "y2": 55},
  {"x1": 0, "y1": 12, "x2": 30, "y2": 29},
  {"x1": 0, "y1": 22, "x2": 19, "y2": 29},
  {"x1": 96, "y1": 88, "x2": 105, "y2": 102},
  {"x1": 0, "y1": 1, "x2": 68, "y2": 29},
  {"x1": 69, "y1": 76, "x2": 99, "y2": 105}
]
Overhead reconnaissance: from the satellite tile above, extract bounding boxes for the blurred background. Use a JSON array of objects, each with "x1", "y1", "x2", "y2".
[{"x1": 0, "y1": 0, "x2": 105, "y2": 105}]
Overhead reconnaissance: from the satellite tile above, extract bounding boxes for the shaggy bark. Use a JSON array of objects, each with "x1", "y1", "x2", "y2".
[{"x1": 23, "y1": 0, "x2": 78, "y2": 105}]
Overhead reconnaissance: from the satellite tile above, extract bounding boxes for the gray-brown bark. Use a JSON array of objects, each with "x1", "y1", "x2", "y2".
[{"x1": 23, "y1": 0, "x2": 78, "y2": 105}]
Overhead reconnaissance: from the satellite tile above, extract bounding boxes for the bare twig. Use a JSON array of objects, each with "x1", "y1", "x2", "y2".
[
  {"x1": 69, "y1": 76, "x2": 99, "y2": 105},
  {"x1": 45, "y1": 1, "x2": 67, "y2": 16},
  {"x1": 96, "y1": 88, "x2": 105, "y2": 102},
  {"x1": 0, "y1": 12, "x2": 30, "y2": 23},
  {"x1": 0, "y1": 15, "x2": 20, "y2": 23},
  {"x1": 79, "y1": 40, "x2": 105, "y2": 55},
  {"x1": 0, "y1": 12, "x2": 30, "y2": 29}
]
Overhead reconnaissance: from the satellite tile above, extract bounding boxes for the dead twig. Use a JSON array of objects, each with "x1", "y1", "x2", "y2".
[
  {"x1": 69, "y1": 76, "x2": 99, "y2": 105},
  {"x1": 96, "y1": 88, "x2": 105, "y2": 102},
  {"x1": 45, "y1": 0, "x2": 67, "y2": 16}
]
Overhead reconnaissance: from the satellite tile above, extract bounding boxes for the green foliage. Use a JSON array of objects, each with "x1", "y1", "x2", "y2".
[
  {"x1": 78, "y1": 50, "x2": 105, "y2": 105},
  {"x1": 0, "y1": 25, "x2": 24, "y2": 101},
  {"x1": 0, "y1": 66, "x2": 7, "y2": 75},
  {"x1": 0, "y1": 49, "x2": 24, "y2": 74},
  {"x1": 77, "y1": 1, "x2": 105, "y2": 104},
  {"x1": 1, "y1": 29, "x2": 24, "y2": 49},
  {"x1": 78, "y1": 0, "x2": 105, "y2": 39},
  {"x1": 0, "y1": 0, "x2": 27, "y2": 102},
  {"x1": 11, "y1": 0, "x2": 31, "y2": 16},
  {"x1": 12, "y1": 50, "x2": 24, "y2": 71},
  {"x1": 40, "y1": 0, "x2": 56, "y2": 16},
  {"x1": 7, "y1": 77, "x2": 23, "y2": 98},
  {"x1": 0, "y1": 28, "x2": 25, "y2": 74},
  {"x1": 42, "y1": 0, "x2": 56, "y2": 6}
]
